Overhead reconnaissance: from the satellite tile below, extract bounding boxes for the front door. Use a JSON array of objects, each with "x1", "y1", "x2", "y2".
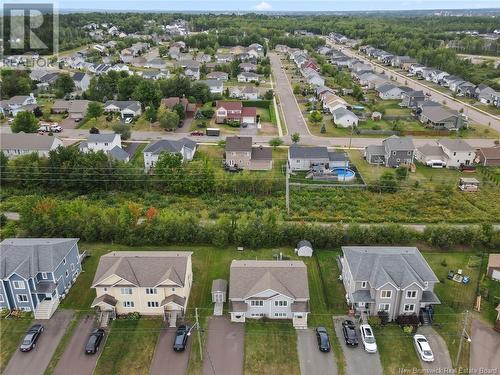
[{"x1": 214, "y1": 292, "x2": 223, "y2": 303}]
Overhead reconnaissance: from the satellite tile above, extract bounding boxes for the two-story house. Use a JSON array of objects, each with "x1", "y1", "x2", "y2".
[
  {"x1": 143, "y1": 138, "x2": 197, "y2": 172},
  {"x1": 340, "y1": 246, "x2": 440, "y2": 321},
  {"x1": 91, "y1": 251, "x2": 193, "y2": 327},
  {"x1": 79, "y1": 133, "x2": 128, "y2": 161},
  {"x1": 229, "y1": 260, "x2": 310, "y2": 329},
  {"x1": 1, "y1": 133, "x2": 64, "y2": 159},
  {"x1": 400, "y1": 90, "x2": 425, "y2": 108},
  {"x1": 215, "y1": 101, "x2": 257, "y2": 124},
  {"x1": 0, "y1": 238, "x2": 82, "y2": 319},
  {"x1": 224, "y1": 136, "x2": 273, "y2": 170},
  {"x1": 364, "y1": 135, "x2": 415, "y2": 167},
  {"x1": 437, "y1": 139, "x2": 475, "y2": 168}
]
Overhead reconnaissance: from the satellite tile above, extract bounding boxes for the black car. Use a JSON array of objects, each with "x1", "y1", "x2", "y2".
[
  {"x1": 20, "y1": 324, "x2": 44, "y2": 352},
  {"x1": 85, "y1": 329, "x2": 105, "y2": 354},
  {"x1": 342, "y1": 320, "x2": 358, "y2": 346},
  {"x1": 315, "y1": 326, "x2": 331, "y2": 352},
  {"x1": 173, "y1": 325, "x2": 190, "y2": 352}
]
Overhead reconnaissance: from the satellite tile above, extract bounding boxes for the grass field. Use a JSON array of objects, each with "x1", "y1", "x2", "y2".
[
  {"x1": 94, "y1": 318, "x2": 163, "y2": 375},
  {"x1": 375, "y1": 324, "x2": 421, "y2": 374},
  {"x1": 0, "y1": 317, "x2": 33, "y2": 373}
]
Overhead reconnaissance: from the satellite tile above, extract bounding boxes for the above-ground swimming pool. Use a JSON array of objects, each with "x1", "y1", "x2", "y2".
[{"x1": 332, "y1": 167, "x2": 356, "y2": 181}]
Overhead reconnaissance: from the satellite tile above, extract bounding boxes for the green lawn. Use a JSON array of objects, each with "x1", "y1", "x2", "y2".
[
  {"x1": 0, "y1": 317, "x2": 33, "y2": 373},
  {"x1": 128, "y1": 143, "x2": 146, "y2": 167},
  {"x1": 94, "y1": 318, "x2": 162, "y2": 375},
  {"x1": 375, "y1": 324, "x2": 421, "y2": 375},
  {"x1": 244, "y1": 320, "x2": 300, "y2": 375}
]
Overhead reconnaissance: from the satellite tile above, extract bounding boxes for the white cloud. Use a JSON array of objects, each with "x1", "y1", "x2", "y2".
[{"x1": 255, "y1": 1, "x2": 272, "y2": 10}]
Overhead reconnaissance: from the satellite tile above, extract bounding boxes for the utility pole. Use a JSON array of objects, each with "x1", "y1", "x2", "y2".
[
  {"x1": 195, "y1": 308, "x2": 203, "y2": 361},
  {"x1": 285, "y1": 164, "x2": 290, "y2": 215},
  {"x1": 455, "y1": 310, "x2": 469, "y2": 368}
]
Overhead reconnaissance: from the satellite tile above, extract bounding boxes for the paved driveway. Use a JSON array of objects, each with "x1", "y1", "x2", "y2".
[
  {"x1": 297, "y1": 329, "x2": 337, "y2": 375},
  {"x1": 4, "y1": 310, "x2": 73, "y2": 375},
  {"x1": 150, "y1": 325, "x2": 192, "y2": 375},
  {"x1": 53, "y1": 315, "x2": 101, "y2": 375},
  {"x1": 333, "y1": 317, "x2": 383, "y2": 375},
  {"x1": 470, "y1": 319, "x2": 500, "y2": 372},
  {"x1": 202, "y1": 316, "x2": 244, "y2": 375},
  {"x1": 417, "y1": 326, "x2": 452, "y2": 372}
]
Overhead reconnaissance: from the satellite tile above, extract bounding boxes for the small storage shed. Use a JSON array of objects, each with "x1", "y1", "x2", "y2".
[
  {"x1": 458, "y1": 177, "x2": 480, "y2": 192},
  {"x1": 211, "y1": 279, "x2": 227, "y2": 303},
  {"x1": 295, "y1": 240, "x2": 313, "y2": 257}
]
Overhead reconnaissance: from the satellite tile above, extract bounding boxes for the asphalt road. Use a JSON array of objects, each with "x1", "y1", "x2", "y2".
[
  {"x1": 418, "y1": 326, "x2": 453, "y2": 372},
  {"x1": 470, "y1": 319, "x2": 500, "y2": 372},
  {"x1": 4, "y1": 310, "x2": 73, "y2": 375},
  {"x1": 269, "y1": 52, "x2": 310, "y2": 136},
  {"x1": 333, "y1": 317, "x2": 383, "y2": 375},
  {"x1": 54, "y1": 315, "x2": 102, "y2": 375},
  {"x1": 202, "y1": 316, "x2": 244, "y2": 375},
  {"x1": 297, "y1": 329, "x2": 337, "y2": 375},
  {"x1": 149, "y1": 325, "x2": 192, "y2": 375},
  {"x1": 325, "y1": 41, "x2": 500, "y2": 131}
]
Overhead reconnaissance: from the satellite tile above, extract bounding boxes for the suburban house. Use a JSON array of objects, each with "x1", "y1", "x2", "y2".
[
  {"x1": 160, "y1": 97, "x2": 196, "y2": 114},
  {"x1": 215, "y1": 53, "x2": 233, "y2": 63},
  {"x1": 376, "y1": 83, "x2": 404, "y2": 100},
  {"x1": 476, "y1": 84, "x2": 496, "y2": 104},
  {"x1": 199, "y1": 79, "x2": 224, "y2": 95},
  {"x1": 487, "y1": 254, "x2": 500, "y2": 281},
  {"x1": 239, "y1": 63, "x2": 257, "y2": 72},
  {"x1": 224, "y1": 136, "x2": 273, "y2": 170},
  {"x1": 104, "y1": 100, "x2": 142, "y2": 119},
  {"x1": 215, "y1": 101, "x2": 257, "y2": 124},
  {"x1": 332, "y1": 108, "x2": 359, "y2": 128},
  {"x1": 322, "y1": 93, "x2": 348, "y2": 113},
  {"x1": 143, "y1": 138, "x2": 197, "y2": 172},
  {"x1": 237, "y1": 72, "x2": 260, "y2": 83},
  {"x1": 0, "y1": 133, "x2": 64, "y2": 158},
  {"x1": 0, "y1": 94, "x2": 37, "y2": 117},
  {"x1": 91, "y1": 251, "x2": 193, "y2": 327},
  {"x1": 364, "y1": 136, "x2": 415, "y2": 167},
  {"x1": 415, "y1": 144, "x2": 449, "y2": 168},
  {"x1": 79, "y1": 133, "x2": 129, "y2": 162},
  {"x1": 230, "y1": 86, "x2": 259, "y2": 100},
  {"x1": 52, "y1": 99, "x2": 90, "y2": 122},
  {"x1": 288, "y1": 145, "x2": 349, "y2": 171},
  {"x1": 474, "y1": 146, "x2": 500, "y2": 166},
  {"x1": 72, "y1": 72, "x2": 91, "y2": 92},
  {"x1": 400, "y1": 90, "x2": 425, "y2": 108},
  {"x1": 228, "y1": 260, "x2": 310, "y2": 329},
  {"x1": 206, "y1": 71, "x2": 229, "y2": 81},
  {"x1": 419, "y1": 106, "x2": 466, "y2": 130},
  {"x1": 340, "y1": 246, "x2": 440, "y2": 321},
  {"x1": 0, "y1": 238, "x2": 82, "y2": 319},
  {"x1": 436, "y1": 139, "x2": 475, "y2": 168}
]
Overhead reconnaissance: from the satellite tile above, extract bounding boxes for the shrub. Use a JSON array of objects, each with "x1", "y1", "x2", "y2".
[
  {"x1": 368, "y1": 316, "x2": 381, "y2": 328},
  {"x1": 396, "y1": 314, "x2": 419, "y2": 332},
  {"x1": 377, "y1": 310, "x2": 389, "y2": 325},
  {"x1": 441, "y1": 259, "x2": 448, "y2": 267}
]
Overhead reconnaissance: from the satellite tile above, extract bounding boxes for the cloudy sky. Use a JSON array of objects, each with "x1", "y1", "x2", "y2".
[{"x1": 55, "y1": 0, "x2": 500, "y2": 11}]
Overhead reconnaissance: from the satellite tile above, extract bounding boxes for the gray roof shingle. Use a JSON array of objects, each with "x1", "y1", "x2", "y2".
[
  {"x1": 144, "y1": 138, "x2": 196, "y2": 155},
  {"x1": 289, "y1": 145, "x2": 329, "y2": 159}
]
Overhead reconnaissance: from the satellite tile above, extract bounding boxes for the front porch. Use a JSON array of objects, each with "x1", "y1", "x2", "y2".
[{"x1": 160, "y1": 295, "x2": 186, "y2": 327}]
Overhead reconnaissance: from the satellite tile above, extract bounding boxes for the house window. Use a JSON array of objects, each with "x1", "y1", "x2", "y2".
[
  {"x1": 0, "y1": 294, "x2": 4, "y2": 302},
  {"x1": 274, "y1": 301, "x2": 288, "y2": 307},
  {"x1": 65, "y1": 270, "x2": 69, "y2": 277},
  {"x1": 13, "y1": 280, "x2": 25, "y2": 289},
  {"x1": 453, "y1": 152, "x2": 456, "y2": 156},
  {"x1": 70, "y1": 264, "x2": 75, "y2": 271},
  {"x1": 392, "y1": 151, "x2": 396, "y2": 156},
  {"x1": 103, "y1": 287, "x2": 108, "y2": 292},
  {"x1": 41, "y1": 273, "x2": 48, "y2": 280},
  {"x1": 379, "y1": 303, "x2": 390, "y2": 312},
  {"x1": 380, "y1": 290, "x2": 392, "y2": 299},
  {"x1": 123, "y1": 301, "x2": 135, "y2": 308},
  {"x1": 120, "y1": 288, "x2": 133, "y2": 295},
  {"x1": 250, "y1": 300, "x2": 264, "y2": 306},
  {"x1": 147, "y1": 301, "x2": 159, "y2": 307},
  {"x1": 406, "y1": 290, "x2": 417, "y2": 299},
  {"x1": 274, "y1": 312, "x2": 287, "y2": 317},
  {"x1": 63, "y1": 258, "x2": 66, "y2": 265},
  {"x1": 404, "y1": 304, "x2": 415, "y2": 312},
  {"x1": 171, "y1": 288, "x2": 175, "y2": 292},
  {"x1": 17, "y1": 294, "x2": 29, "y2": 303},
  {"x1": 361, "y1": 281, "x2": 367, "y2": 288},
  {"x1": 407, "y1": 151, "x2": 411, "y2": 156},
  {"x1": 146, "y1": 288, "x2": 157, "y2": 294}
]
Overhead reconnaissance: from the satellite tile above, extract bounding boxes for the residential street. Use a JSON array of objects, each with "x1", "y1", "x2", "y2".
[
  {"x1": 333, "y1": 317, "x2": 383, "y2": 375},
  {"x1": 150, "y1": 325, "x2": 192, "y2": 375},
  {"x1": 325, "y1": 40, "x2": 500, "y2": 131},
  {"x1": 202, "y1": 316, "x2": 244, "y2": 375},
  {"x1": 470, "y1": 319, "x2": 500, "y2": 372},
  {"x1": 297, "y1": 329, "x2": 337, "y2": 375},
  {"x1": 54, "y1": 315, "x2": 101, "y2": 375},
  {"x1": 4, "y1": 310, "x2": 73, "y2": 375},
  {"x1": 418, "y1": 326, "x2": 453, "y2": 372}
]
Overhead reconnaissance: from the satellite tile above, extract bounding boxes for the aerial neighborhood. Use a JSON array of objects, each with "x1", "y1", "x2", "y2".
[{"x1": 0, "y1": 7, "x2": 499, "y2": 375}]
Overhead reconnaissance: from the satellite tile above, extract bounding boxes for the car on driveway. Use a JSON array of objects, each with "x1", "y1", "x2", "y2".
[
  {"x1": 342, "y1": 320, "x2": 358, "y2": 346},
  {"x1": 360, "y1": 324, "x2": 377, "y2": 353},
  {"x1": 413, "y1": 334, "x2": 434, "y2": 362},
  {"x1": 173, "y1": 325, "x2": 190, "y2": 352},
  {"x1": 20, "y1": 324, "x2": 44, "y2": 352},
  {"x1": 315, "y1": 327, "x2": 331, "y2": 352},
  {"x1": 85, "y1": 329, "x2": 105, "y2": 354}
]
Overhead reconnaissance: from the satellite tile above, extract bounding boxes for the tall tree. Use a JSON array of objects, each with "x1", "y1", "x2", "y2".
[{"x1": 11, "y1": 112, "x2": 39, "y2": 133}]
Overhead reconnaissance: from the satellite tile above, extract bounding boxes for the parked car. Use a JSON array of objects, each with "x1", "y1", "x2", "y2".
[
  {"x1": 359, "y1": 324, "x2": 377, "y2": 353},
  {"x1": 413, "y1": 334, "x2": 434, "y2": 362},
  {"x1": 315, "y1": 326, "x2": 331, "y2": 352},
  {"x1": 173, "y1": 325, "x2": 190, "y2": 352},
  {"x1": 38, "y1": 124, "x2": 62, "y2": 133},
  {"x1": 85, "y1": 329, "x2": 105, "y2": 354},
  {"x1": 20, "y1": 324, "x2": 44, "y2": 352},
  {"x1": 342, "y1": 320, "x2": 358, "y2": 346}
]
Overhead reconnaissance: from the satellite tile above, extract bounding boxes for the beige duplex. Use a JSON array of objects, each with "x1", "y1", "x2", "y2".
[{"x1": 91, "y1": 251, "x2": 193, "y2": 326}]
